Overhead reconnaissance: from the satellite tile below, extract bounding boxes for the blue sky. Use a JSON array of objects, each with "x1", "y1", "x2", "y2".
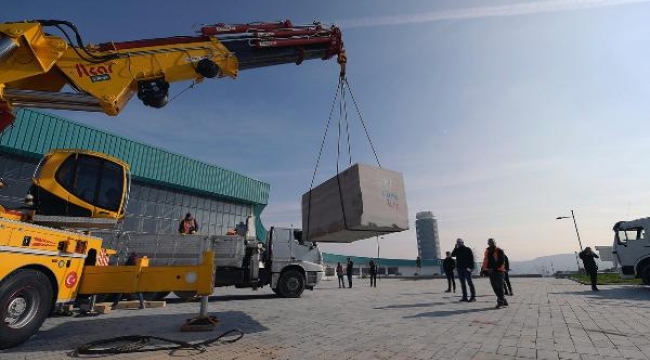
[{"x1": 7, "y1": 0, "x2": 650, "y2": 261}]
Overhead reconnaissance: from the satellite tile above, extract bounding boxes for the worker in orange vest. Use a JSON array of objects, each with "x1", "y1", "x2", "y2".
[
  {"x1": 179, "y1": 213, "x2": 198, "y2": 234},
  {"x1": 481, "y1": 238, "x2": 508, "y2": 309}
]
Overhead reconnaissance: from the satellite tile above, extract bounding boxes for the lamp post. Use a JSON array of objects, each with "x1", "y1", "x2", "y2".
[
  {"x1": 376, "y1": 235, "x2": 383, "y2": 278},
  {"x1": 556, "y1": 210, "x2": 584, "y2": 252},
  {"x1": 557, "y1": 210, "x2": 584, "y2": 272}
]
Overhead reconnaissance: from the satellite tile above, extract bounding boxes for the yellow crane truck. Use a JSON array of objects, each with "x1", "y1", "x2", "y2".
[
  {"x1": 0, "y1": 19, "x2": 346, "y2": 349},
  {"x1": 0, "y1": 149, "x2": 216, "y2": 349}
]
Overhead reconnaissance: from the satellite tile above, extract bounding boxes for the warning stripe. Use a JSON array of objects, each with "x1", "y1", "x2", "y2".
[{"x1": 96, "y1": 249, "x2": 110, "y2": 266}]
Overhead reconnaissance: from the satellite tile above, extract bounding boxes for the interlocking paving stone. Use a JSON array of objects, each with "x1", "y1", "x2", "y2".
[{"x1": 2, "y1": 277, "x2": 650, "y2": 359}]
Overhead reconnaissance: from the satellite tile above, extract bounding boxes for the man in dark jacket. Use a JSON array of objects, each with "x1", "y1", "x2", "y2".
[
  {"x1": 579, "y1": 247, "x2": 599, "y2": 291},
  {"x1": 442, "y1": 251, "x2": 456, "y2": 293},
  {"x1": 481, "y1": 238, "x2": 508, "y2": 309},
  {"x1": 451, "y1": 238, "x2": 476, "y2": 302},
  {"x1": 369, "y1": 260, "x2": 377, "y2": 287},
  {"x1": 346, "y1": 258, "x2": 354, "y2": 288},
  {"x1": 504, "y1": 254, "x2": 513, "y2": 296}
]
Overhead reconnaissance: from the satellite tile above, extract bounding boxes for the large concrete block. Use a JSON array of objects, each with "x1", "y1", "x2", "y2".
[{"x1": 301, "y1": 164, "x2": 408, "y2": 242}]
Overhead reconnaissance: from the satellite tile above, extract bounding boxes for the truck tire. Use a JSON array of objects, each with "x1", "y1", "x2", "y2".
[
  {"x1": 277, "y1": 270, "x2": 305, "y2": 298},
  {"x1": 0, "y1": 269, "x2": 53, "y2": 350},
  {"x1": 641, "y1": 265, "x2": 650, "y2": 285}
]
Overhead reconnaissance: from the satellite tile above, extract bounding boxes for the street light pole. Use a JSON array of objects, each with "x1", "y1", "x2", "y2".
[
  {"x1": 557, "y1": 210, "x2": 585, "y2": 271},
  {"x1": 376, "y1": 236, "x2": 383, "y2": 279},
  {"x1": 570, "y1": 210, "x2": 583, "y2": 252},
  {"x1": 376, "y1": 235, "x2": 380, "y2": 260}
]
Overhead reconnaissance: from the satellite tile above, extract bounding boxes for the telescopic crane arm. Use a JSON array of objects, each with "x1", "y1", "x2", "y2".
[{"x1": 0, "y1": 19, "x2": 346, "y2": 131}]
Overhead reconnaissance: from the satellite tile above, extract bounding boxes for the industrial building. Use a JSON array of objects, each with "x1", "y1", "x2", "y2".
[
  {"x1": 323, "y1": 253, "x2": 441, "y2": 277},
  {"x1": 416, "y1": 211, "x2": 441, "y2": 260},
  {"x1": 0, "y1": 109, "x2": 434, "y2": 274},
  {"x1": 0, "y1": 109, "x2": 269, "y2": 239}
]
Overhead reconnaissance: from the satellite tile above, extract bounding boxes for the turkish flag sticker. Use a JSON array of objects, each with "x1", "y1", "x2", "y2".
[{"x1": 65, "y1": 272, "x2": 78, "y2": 288}]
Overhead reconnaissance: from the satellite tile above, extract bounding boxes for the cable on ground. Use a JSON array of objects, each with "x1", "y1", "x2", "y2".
[{"x1": 71, "y1": 328, "x2": 244, "y2": 356}]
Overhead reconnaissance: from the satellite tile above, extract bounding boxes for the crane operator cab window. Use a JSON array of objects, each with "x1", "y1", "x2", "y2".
[{"x1": 33, "y1": 152, "x2": 127, "y2": 218}]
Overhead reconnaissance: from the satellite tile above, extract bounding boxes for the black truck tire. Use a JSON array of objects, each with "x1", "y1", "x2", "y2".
[
  {"x1": 277, "y1": 270, "x2": 305, "y2": 298},
  {"x1": 0, "y1": 269, "x2": 54, "y2": 350},
  {"x1": 641, "y1": 265, "x2": 650, "y2": 285}
]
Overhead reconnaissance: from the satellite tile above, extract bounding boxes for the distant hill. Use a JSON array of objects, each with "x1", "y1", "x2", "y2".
[{"x1": 510, "y1": 253, "x2": 613, "y2": 275}]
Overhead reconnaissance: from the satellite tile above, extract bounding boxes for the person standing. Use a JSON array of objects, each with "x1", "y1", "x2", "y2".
[
  {"x1": 369, "y1": 260, "x2": 377, "y2": 287},
  {"x1": 346, "y1": 258, "x2": 354, "y2": 288},
  {"x1": 336, "y1": 262, "x2": 345, "y2": 288},
  {"x1": 178, "y1": 212, "x2": 198, "y2": 234},
  {"x1": 111, "y1": 252, "x2": 146, "y2": 310},
  {"x1": 415, "y1": 256, "x2": 422, "y2": 276},
  {"x1": 579, "y1": 247, "x2": 600, "y2": 291},
  {"x1": 451, "y1": 238, "x2": 476, "y2": 302},
  {"x1": 481, "y1": 238, "x2": 508, "y2": 309},
  {"x1": 443, "y1": 251, "x2": 456, "y2": 293},
  {"x1": 504, "y1": 254, "x2": 513, "y2": 296}
]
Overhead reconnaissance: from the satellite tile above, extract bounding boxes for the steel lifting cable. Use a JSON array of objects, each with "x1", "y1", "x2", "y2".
[
  {"x1": 309, "y1": 77, "x2": 344, "y2": 191},
  {"x1": 305, "y1": 77, "x2": 344, "y2": 239},
  {"x1": 306, "y1": 75, "x2": 382, "y2": 239},
  {"x1": 343, "y1": 77, "x2": 381, "y2": 168}
]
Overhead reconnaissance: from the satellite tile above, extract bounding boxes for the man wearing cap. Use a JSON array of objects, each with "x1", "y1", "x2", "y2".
[
  {"x1": 178, "y1": 213, "x2": 198, "y2": 234},
  {"x1": 481, "y1": 238, "x2": 508, "y2": 309},
  {"x1": 451, "y1": 238, "x2": 476, "y2": 302}
]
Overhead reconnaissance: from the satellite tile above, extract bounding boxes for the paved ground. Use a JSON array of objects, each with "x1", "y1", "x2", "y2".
[{"x1": 3, "y1": 277, "x2": 650, "y2": 360}]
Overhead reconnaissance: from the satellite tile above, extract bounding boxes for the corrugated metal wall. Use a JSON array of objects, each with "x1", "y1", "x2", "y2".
[{"x1": 0, "y1": 109, "x2": 270, "y2": 206}]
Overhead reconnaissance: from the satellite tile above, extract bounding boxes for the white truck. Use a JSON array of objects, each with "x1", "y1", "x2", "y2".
[
  {"x1": 612, "y1": 217, "x2": 650, "y2": 284},
  {"x1": 102, "y1": 222, "x2": 324, "y2": 298}
]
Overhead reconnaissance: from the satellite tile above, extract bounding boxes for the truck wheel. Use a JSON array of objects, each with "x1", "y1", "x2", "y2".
[
  {"x1": 0, "y1": 270, "x2": 53, "y2": 350},
  {"x1": 641, "y1": 265, "x2": 650, "y2": 285},
  {"x1": 277, "y1": 270, "x2": 305, "y2": 298}
]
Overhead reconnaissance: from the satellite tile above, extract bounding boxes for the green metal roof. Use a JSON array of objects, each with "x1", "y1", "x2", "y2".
[
  {"x1": 0, "y1": 109, "x2": 270, "y2": 206},
  {"x1": 323, "y1": 253, "x2": 442, "y2": 267}
]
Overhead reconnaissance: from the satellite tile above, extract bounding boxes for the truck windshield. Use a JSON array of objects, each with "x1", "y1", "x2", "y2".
[{"x1": 616, "y1": 227, "x2": 644, "y2": 244}]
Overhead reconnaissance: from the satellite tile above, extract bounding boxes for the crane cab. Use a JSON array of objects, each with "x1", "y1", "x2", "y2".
[{"x1": 29, "y1": 149, "x2": 130, "y2": 220}]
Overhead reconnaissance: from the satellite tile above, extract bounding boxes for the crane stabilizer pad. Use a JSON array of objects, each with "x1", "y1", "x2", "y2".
[{"x1": 180, "y1": 315, "x2": 220, "y2": 332}]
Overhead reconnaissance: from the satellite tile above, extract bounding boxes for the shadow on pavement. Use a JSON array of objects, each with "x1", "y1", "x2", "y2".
[
  {"x1": 0, "y1": 311, "x2": 267, "y2": 355},
  {"x1": 399, "y1": 292, "x2": 493, "y2": 298},
  {"x1": 375, "y1": 302, "x2": 447, "y2": 310},
  {"x1": 551, "y1": 286, "x2": 650, "y2": 301},
  {"x1": 405, "y1": 307, "x2": 495, "y2": 318},
  {"x1": 167, "y1": 293, "x2": 278, "y2": 304}
]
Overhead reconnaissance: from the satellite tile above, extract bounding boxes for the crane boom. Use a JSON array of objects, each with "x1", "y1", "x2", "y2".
[{"x1": 0, "y1": 19, "x2": 346, "y2": 131}]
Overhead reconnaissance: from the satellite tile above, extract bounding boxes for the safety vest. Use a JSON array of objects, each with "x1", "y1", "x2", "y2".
[{"x1": 481, "y1": 247, "x2": 506, "y2": 272}]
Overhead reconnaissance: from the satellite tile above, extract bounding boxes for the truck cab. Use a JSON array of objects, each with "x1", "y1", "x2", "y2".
[
  {"x1": 264, "y1": 227, "x2": 324, "y2": 298},
  {"x1": 612, "y1": 218, "x2": 650, "y2": 284}
]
